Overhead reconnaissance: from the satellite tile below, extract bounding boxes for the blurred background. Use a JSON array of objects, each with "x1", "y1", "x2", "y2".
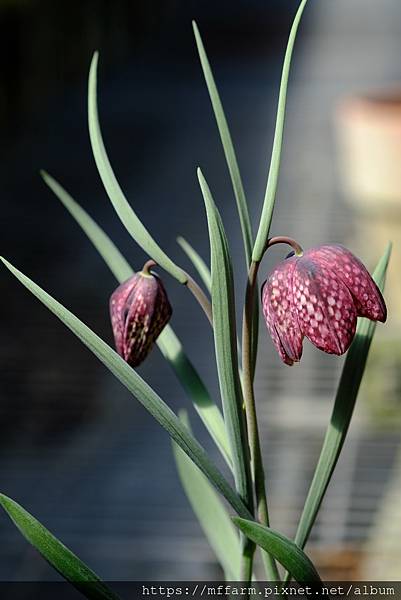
[{"x1": 0, "y1": 0, "x2": 401, "y2": 584}]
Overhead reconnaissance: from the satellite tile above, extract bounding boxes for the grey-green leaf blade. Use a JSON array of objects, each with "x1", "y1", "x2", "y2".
[
  {"x1": 157, "y1": 328, "x2": 232, "y2": 467},
  {"x1": 0, "y1": 257, "x2": 250, "y2": 519},
  {"x1": 253, "y1": 0, "x2": 309, "y2": 262},
  {"x1": 87, "y1": 52, "x2": 186, "y2": 283},
  {"x1": 293, "y1": 244, "x2": 392, "y2": 551},
  {"x1": 177, "y1": 236, "x2": 211, "y2": 292},
  {"x1": 0, "y1": 494, "x2": 120, "y2": 600},
  {"x1": 172, "y1": 411, "x2": 241, "y2": 580},
  {"x1": 233, "y1": 518, "x2": 321, "y2": 583},
  {"x1": 197, "y1": 168, "x2": 252, "y2": 510},
  {"x1": 177, "y1": 235, "x2": 245, "y2": 365},
  {"x1": 193, "y1": 21, "x2": 253, "y2": 267},
  {"x1": 41, "y1": 170, "x2": 133, "y2": 283}
]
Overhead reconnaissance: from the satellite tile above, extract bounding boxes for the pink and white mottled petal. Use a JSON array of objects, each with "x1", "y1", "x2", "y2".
[
  {"x1": 310, "y1": 245, "x2": 386, "y2": 322},
  {"x1": 262, "y1": 258, "x2": 303, "y2": 364},
  {"x1": 123, "y1": 276, "x2": 157, "y2": 363},
  {"x1": 294, "y1": 258, "x2": 357, "y2": 356},
  {"x1": 261, "y1": 297, "x2": 294, "y2": 365},
  {"x1": 109, "y1": 276, "x2": 139, "y2": 356},
  {"x1": 123, "y1": 275, "x2": 172, "y2": 366}
]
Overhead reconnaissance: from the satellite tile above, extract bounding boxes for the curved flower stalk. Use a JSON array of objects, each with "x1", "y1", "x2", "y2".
[{"x1": 262, "y1": 244, "x2": 387, "y2": 365}]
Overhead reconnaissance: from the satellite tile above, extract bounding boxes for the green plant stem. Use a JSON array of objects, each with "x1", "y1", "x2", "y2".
[
  {"x1": 240, "y1": 542, "x2": 255, "y2": 587},
  {"x1": 242, "y1": 259, "x2": 278, "y2": 580},
  {"x1": 242, "y1": 237, "x2": 303, "y2": 581},
  {"x1": 240, "y1": 537, "x2": 256, "y2": 587},
  {"x1": 185, "y1": 273, "x2": 213, "y2": 325}
]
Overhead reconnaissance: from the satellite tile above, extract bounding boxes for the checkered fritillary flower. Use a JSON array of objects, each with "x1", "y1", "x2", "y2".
[
  {"x1": 110, "y1": 261, "x2": 172, "y2": 367},
  {"x1": 262, "y1": 244, "x2": 386, "y2": 365}
]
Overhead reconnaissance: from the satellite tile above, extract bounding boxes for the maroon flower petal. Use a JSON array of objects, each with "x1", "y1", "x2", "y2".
[
  {"x1": 109, "y1": 276, "x2": 139, "y2": 357},
  {"x1": 123, "y1": 274, "x2": 171, "y2": 366},
  {"x1": 109, "y1": 272, "x2": 172, "y2": 367},
  {"x1": 262, "y1": 306, "x2": 296, "y2": 366},
  {"x1": 262, "y1": 258, "x2": 303, "y2": 365},
  {"x1": 308, "y1": 244, "x2": 386, "y2": 322},
  {"x1": 294, "y1": 257, "x2": 357, "y2": 355}
]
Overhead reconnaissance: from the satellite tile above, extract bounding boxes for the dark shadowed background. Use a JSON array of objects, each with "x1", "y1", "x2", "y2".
[{"x1": 1, "y1": 0, "x2": 401, "y2": 583}]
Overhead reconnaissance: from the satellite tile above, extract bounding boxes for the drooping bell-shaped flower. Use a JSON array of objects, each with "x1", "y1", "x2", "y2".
[
  {"x1": 110, "y1": 260, "x2": 172, "y2": 367},
  {"x1": 262, "y1": 243, "x2": 386, "y2": 365}
]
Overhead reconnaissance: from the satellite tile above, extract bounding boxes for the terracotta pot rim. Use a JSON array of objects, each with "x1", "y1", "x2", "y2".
[{"x1": 338, "y1": 88, "x2": 401, "y2": 126}]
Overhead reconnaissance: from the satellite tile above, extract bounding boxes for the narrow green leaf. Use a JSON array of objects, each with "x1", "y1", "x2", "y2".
[
  {"x1": 193, "y1": 22, "x2": 253, "y2": 268},
  {"x1": 177, "y1": 236, "x2": 211, "y2": 292},
  {"x1": 233, "y1": 518, "x2": 321, "y2": 583},
  {"x1": 0, "y1": 257, "x2": 251, "y2": 520},
  {"x1": 192, "y1": 19, "x2": 260, "y2": 376},
  {"x1": 253, "y1": 0, "x2": 309, "y2": 262},
  {"x1": 293, "y1": 244, "x2": 392, "y2": 551},
  {"x1": 42, "y1": 172, "x2": 231, "y2": 468},
  {"x1": 0, "y1": 494, "x2": 120, "y2": 600},
  {"x1": 87, "y1": 52, "x2": 187, "y2": 284},
  {"x1": 172, "y1": 411, "x2": 241, "y2": 580},
  {"x1": 197, "y1": 168, "x2": 253, "y2": 511},
  {"x1": 157, "y1": 328, "x2": 232, "y2": 468},
  {"x1": 177, "y1": 236, "x2": 244, "y2": 370},
  {"x1": 41, "y1": 171, "x2": 133, "y2": 283}
]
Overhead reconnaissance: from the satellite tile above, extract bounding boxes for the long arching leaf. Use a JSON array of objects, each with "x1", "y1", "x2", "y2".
[
  {"x1": 193, "y1": 21, "x2": 253, "y2": 268},
  {"x1": 197, "y1": 168, "x2": 262, "y2": 578},
  {"x1": 197, "y1": 168, "x2": 252, "y2": 510},
  {"x1": 253, "y1": 0, "x2": 309, "y2": 262},
  {"x1": 172, "y1": 411, "x2": 241, "y2": 580},
  {"x1": 177, "y1": 236, "x2": 211, "y2": 292},
  {"x1": 0, "y1": 494, "x2": 120, "y2": 600},
  {"x1": 233, "y1": 518, "x2": 321, "y2": 583},
  {"x1": 87, "y1": 53, "x2": 187, "y2": 284}
]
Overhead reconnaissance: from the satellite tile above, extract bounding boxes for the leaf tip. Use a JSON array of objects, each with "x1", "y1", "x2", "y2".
[
  {"x1": 192, "y1": 20, "x2": 200, "y2": 38},
  {"x1": 89, "y1": 52, "x2": 99, "y2": 86},
  {"x1": 0, "y1": 493, "x2": 13, "y2": 513},
  {"x1": 192, "y1": 19, "x2": 202, "y2": 41},
  {"x1": 197, "y1": 167, "x2": 205, "y2": 185},
  {"x1": 0, "y1": 258, "x2": 20, "y2": 282},
  {"x1": 40, "y1": 169, "x2": 51, "y2": 185},
  {"x1": 192, "y1": 21, "x2": 204, "y2": 59},
  {"x1": 0, "y1": 256, "x2": 9, "y2": 268},
  {"x1": 91, "y1": 50, "x2": 99, "y2": 66}
]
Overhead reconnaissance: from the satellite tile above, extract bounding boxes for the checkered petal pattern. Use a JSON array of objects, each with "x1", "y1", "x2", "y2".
[
  {"x1": 262, "y1": 244, "x2": 386, "y2": 365},
  {"x1": 261, "y1": 257, "x2": 303, "y2": 365},
  {"x1": 309, "y1": 244, "x2": 386, "y2": 322},
  {"x1": 110, "y1": 271, "x2": 172, "y2": 367}
]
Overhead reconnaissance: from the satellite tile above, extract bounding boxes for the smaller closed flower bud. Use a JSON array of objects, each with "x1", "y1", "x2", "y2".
[
  {"x1": 110, "y1": 260, "x2": 172, "y2": 367},
  {"x1": 262, "y1": 243, "x2": 387, "y2": 365}
]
